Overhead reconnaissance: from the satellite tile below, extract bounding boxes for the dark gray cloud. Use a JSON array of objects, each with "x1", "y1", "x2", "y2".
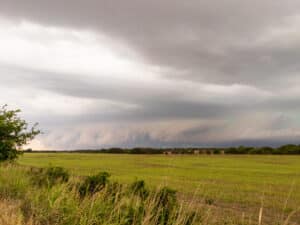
[
  {"x1": 1, "y1": 0, "x2": 300, "y2": 149},
  {"x1": 2, "y1": 0, "x2": 300, "y2": 86}
]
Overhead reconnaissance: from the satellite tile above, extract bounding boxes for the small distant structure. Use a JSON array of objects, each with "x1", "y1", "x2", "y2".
[
  {"x1": 220, "y1": 150, "x2": 225, "y2": 155},
  {"x1": 194, "y1": 150, "x2": 200, "y2": 155}
]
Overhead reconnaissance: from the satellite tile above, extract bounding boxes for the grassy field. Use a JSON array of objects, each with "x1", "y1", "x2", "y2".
[{"x1": 18, "y1": 153, "x2": 300, "y2": 223}]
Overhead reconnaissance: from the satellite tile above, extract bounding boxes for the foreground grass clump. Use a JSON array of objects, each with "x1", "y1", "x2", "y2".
[
  {"x1": 0, "y1": 165, "x2": 201, "y2": 225},
  {"x1": 79, "y1": 172, "x2": 110, "y2": 196},
  {"x1": 30, "y1": 166, "x2": 69, "y2": 187}
]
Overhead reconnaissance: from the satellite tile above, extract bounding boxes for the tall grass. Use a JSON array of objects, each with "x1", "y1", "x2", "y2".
[{"x1": 0, "y1": 164, "x2": 298, "y2": 225}]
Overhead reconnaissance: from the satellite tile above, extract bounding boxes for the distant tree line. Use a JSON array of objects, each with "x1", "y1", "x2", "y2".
[
  {"x1": 224, "y1": 145, "x2": 300, "y2": 155},
  {"x1": 29, "y1": 144, "x2": 300, "y2": 155}
]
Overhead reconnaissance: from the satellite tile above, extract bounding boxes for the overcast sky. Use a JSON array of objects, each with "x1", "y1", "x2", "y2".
[{"x1": 1, "y1": 0, "x2": 300, "y2": 149}]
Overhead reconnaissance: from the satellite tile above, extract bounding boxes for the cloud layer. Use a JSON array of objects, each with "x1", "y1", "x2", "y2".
[{"x1": 1, "y1": 1, "x2": 300, "y2": 149}]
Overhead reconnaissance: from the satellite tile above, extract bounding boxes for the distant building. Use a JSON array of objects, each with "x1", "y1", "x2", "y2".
[{"x1": 164, "y1": 151, "x2": 172, "y2": 155}]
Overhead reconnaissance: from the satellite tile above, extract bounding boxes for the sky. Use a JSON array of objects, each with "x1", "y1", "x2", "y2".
[{"x1": 1, "y1": 0, "x2": 300, "y2": 149}]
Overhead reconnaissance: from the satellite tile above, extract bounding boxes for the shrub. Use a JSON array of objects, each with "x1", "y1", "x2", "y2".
[
  {"x1": 155, "y1": 187, "x2": 177, "y2": 225},
  {"x1": 45, "y1": 167, "x2": 69, "y2": 184},
  {"x1": 130, "y1": 180, "x2": 149, "y2": 199},
  {"x1": 79, "y1": 172, "x2": 110, "y2": 196},
  {"x1": 30, "y1": 166, "x2": 69, "y2": 187},
  {"x1": 104, "y1": 181, "x2": 123, "y2": 203}
]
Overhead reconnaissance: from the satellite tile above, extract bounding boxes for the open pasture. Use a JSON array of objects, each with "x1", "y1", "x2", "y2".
[{"x1": 19, "y1": 153, "x2": 300, "y2": 216}]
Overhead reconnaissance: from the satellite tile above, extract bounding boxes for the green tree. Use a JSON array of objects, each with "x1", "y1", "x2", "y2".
[{"x1": 0, "y1": 105, "x2": 40, "y2": 161}]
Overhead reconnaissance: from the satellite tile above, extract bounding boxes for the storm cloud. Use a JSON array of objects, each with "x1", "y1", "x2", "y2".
[{"x1": 1, "y1": 0, "x2": 300, "y2": 149}]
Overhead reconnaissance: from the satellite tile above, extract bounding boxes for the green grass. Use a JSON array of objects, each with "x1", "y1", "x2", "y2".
[
  {"x1": 0, "y1": 164, "x2": 200, "y2": 225},
  {"x1": 18, "y1": 153, "x2": 300, "y2": 223}
]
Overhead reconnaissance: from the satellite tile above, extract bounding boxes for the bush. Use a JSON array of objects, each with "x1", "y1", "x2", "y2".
[
  {"x1": 155, "y1": 187, "x2": 177, "y2": 225},
  {"x1": 30, "y1": 167, "x2": 69, "y2": 187},
  {"x1": 46, "y1": 167, "x2": 69, "y2": 184},
  {"x1": 130, "y1": 180, "x2": 149, "y2": 199},
  {"x1": 79, "y1": 172, "x2": 110, "y2": 196},
  {"x1": 104, "y1": 181, "x2": 123, "y2": 203}
]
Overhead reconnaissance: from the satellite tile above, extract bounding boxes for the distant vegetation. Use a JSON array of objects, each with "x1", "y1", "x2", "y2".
[{"x1": 31, "y1": 144, "x2": 300, "y2": 155}]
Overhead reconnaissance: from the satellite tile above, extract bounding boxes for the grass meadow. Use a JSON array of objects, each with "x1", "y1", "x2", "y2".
[{"x1": 13, "y1": 153, "x2": 300, "y2": 224}]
